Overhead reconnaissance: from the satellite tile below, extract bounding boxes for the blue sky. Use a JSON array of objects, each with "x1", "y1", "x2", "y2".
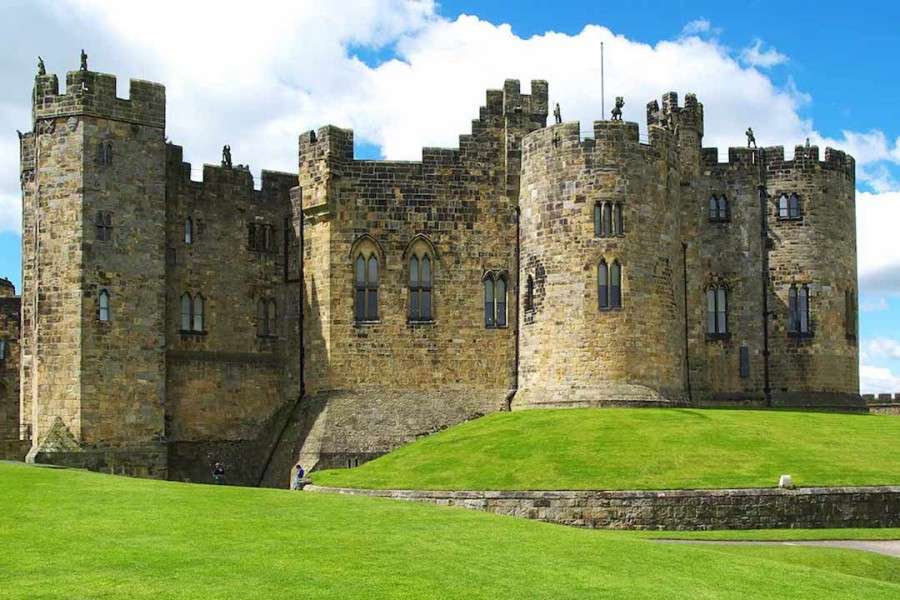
[{"x1": 1, "y1": 0, "x2": 899, "y2": 390}]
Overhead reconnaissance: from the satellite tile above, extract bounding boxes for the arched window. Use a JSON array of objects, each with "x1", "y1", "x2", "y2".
[
  {"x1": 267, "y1": 299, "x2": 277, "y2": 336},
  {"x1": 610, "y1": 260, "x2": 622, "y2": 308},
  {"x1": 483, "y1": 273, "x2": 508, "y2": 328},
  {"x1": 789, "y1": 193, "x2": 801, "y2": 219},
  {"x1": 593, "y1": 204, "x2": 602, "y2": 237},
  {"x1": 351, "y1": 235, "x2": 384, "y2": 323},
  {"x1": 98, "y1": 289, "x2": 110, "y2": 322},
  {"x1": 483, "y1": 277, "x2": 494, "y2": 327},
  {"x1": 409, "y1": 255, "x2": 433, "y2": 321},
  {"x1": 96, "y1": 211, "x2": 112, "y2": 241},
  {"x1": 184, "y1": 217, "x2": 193, "y2": 245},
  {"x1": 354, "y1": 251, "x2": 379, "y2": 322},
  {"x1": 0, "y1": 339, "x2": 7, "y2": 361},
  {"x1": 192, "y1": 294, "x2": 205, "y2": 332},
  {"x1": 603, "y1": 203, "x2": 613, "y2": 237},
  {"x1": 598, "y1": 260, "x2": 609, "y2": 309},
  {"x1": 709, "y1": 195, "x2": 729, "y2": 222},
  {"x1": 612, "y1": 203, "x2": 624, "y2": 235},
  {"x1": 788, "y1": 284, "x2": 811, "y2": 335},
  {"x1": 706, "y1": 285, "x2": 728, "y2": 335},
  {"x1": 105, "y1": 143, "x2": 113, "y2": 165},
  {"x1": 778, "y1": 194, "x2": 789, "y2": 219},
  {"x1": 600, "y1": 260, "x2": 622, "y2": 310},
  {"x1": 181, "y1": 293, "x2": 192, "y2": 331}
]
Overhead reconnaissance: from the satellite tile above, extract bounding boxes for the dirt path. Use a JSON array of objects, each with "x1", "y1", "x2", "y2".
[{"x1": 655, "y1": 539, "x2": 900, "y2": 558}]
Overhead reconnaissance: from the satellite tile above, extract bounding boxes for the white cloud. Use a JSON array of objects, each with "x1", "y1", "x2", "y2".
[
  {"x1": 857, "y1": 191, "x2": 900, "y2": 294},
  {"x1": 681, "y1": 19, "x2": 712, "y2": 36},
  {"x1": 863, "y1": 338, "x2": 900, "y2": 360},
  {"x1": 0, "y1": 1, "x2": 898, "y2": 262},
  {"x1": 740, "y1": 39, "x2": 787, "y2": 68},
  {"x1": 860, "y1": 363, "x2": 900, "y2": 394}
]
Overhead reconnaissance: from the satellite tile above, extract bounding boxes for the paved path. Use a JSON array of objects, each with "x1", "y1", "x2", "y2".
[{"x1": 656, "y1": 539, "x2": 900, "y2": 558}]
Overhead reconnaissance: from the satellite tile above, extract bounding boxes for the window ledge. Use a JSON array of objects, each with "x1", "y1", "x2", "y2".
[
  {"x1": 353, "y1": 320, "x2": 381, "y2": 328},
  {"x1": 776, "y1": 216, "x2": 803, "y2": 222},
  {"x1": 256, "y1": 334, "x2": 279, "y2": 340},
  {"x1": 407, "y1": 319, "x2": 436, "y2": 327},
  {"x1": 485, "y1": 324, "x2": 509, "y2": 330},
  {"x1": 179, "y1": 329, "x2": 208, "y2": 336},
  {"x1": 706, "y1": 333, "x2": 731, "y2": 342},
  {"x1": 708, "y1": 218, "x2": 730, "y2": 224},
  {"x1": 599, "y1": 306, "x2": 623, "y2": 312},
  {"x1": 787, "y1": 331, "x2": 814, "y2": 339}
]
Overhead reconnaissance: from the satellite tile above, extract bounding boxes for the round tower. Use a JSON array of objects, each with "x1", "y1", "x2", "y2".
[
  {"x1": 764, "y1": 145, "x2": 859, "y2": 406},
  {"x1": 515, "y1": 117, "x2": 687, "y2": 408},
  {"x1": 0, "y1": 277, "x2": 14, "y2": 298}
]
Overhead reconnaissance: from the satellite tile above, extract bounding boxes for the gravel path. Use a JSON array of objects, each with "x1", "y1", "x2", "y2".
[{"x1": 655, "y1": 539, "x2": 900, "y2": 558}]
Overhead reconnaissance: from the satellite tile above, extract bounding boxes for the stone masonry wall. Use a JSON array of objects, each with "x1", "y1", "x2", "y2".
[
  {"x1": 163, "y1": 146, "x2": 300, "y2": 482},
  {"x1": 307, "y1": 485, "x2": 900, "y2": 531},
  {"x1": 286, "y1": 81, "x2": 549, "y2": 470},
  {"x1": 516, "y1": 116, "x2": 686, "y2": 407},
  {"x1": 0, "y1": 280, "x2": 21, "y2": 447}
]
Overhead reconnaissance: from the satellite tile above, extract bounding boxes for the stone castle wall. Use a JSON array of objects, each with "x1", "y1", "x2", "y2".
[
  {"x1": 14, "y1": 64, "x2": 861, "y2": 483},
  {"x1": 516, "y1": 118, "x2": 687, "y2": 407},
  {"x1": 0, "y1": 280, "x2": 21, "y2": 452},
  {"x1": 285, "y1": 81, "x2": 548, "y2": 470}
]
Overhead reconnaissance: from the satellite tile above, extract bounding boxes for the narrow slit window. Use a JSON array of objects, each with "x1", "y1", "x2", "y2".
[
  {"x1": 602, "y1": 203, "x2": 612, "y2": 237},
  {"x1": 496, "y1": 277, "x2": 507, "y2": 327},
  {"x1": 184, "y1": 218, "x2": 193, "y2": 245},
  {"x1": 525, "y1": 275, "x2": 535, "y2": 312},
  {"x1": 716, "y1": 287, "x2": 727, "y2": 334},
  {"x1": 267, "y1": 300, "x2": 277, "y2": 336},
  {"x1": 614, "y1": 203, "x2": 623, "y2": 235},
  {"x1": 789, "y1": 194, "x2": 801, "y2": 219},
  {"x1": 593, "y1": 204, "x2": 602, "y2": 237},
  {"x1": 779, "y1": 194, "x2": 789, "y2": 219},
  {"x1": 409, "y1": 254, "x2": 433, "y2": 322}
]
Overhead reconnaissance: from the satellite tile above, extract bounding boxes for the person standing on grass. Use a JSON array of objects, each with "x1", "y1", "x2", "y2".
[
  {"x1": 212, "y1": 462, "x2": 225, "y2": 485},
  {"x1": 291, "y1": 464, "x2": 305, "y2": 490}
]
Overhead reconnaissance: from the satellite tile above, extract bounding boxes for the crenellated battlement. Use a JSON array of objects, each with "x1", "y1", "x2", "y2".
[
  {"x1": 32, "y1": 70, "x2": 165, "y2": 129},
  {"x1": 646, "y1": 92, "x2": 704, "y2": 136},
  {"x1": 701, "y1": 144, "x2": 856, "y2": 180},
  {"x1": 477, "y1": 79, "x2": 549, "y2": 121},
  {"x1": 166, "y1": 144, "x2": 296, "y2": 202}
]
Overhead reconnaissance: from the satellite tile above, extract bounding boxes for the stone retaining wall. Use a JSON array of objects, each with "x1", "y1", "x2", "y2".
[{"x1": 305, "y1": 485, "x2": 900, "y2": 530}]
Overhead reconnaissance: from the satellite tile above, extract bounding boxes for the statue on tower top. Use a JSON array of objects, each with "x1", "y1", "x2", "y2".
[
  {"x1": 37, "y1": 56, "x2": 46, "y2": 76},
  {"x1": 746, "y1": 127, "x2": 757, "y2": 149},
  {"x1": 611, "y1": 97, "x2": 624, "y2": 121},
  {"x1": 222, "y1": 145, "x2": 232, "y2": 168},
  {"x1": 80, "y1": 49, "x2": 88, "y2": 72},
  {"x1": 553, "y1": 102, "x2": 562, "y2": 125}
]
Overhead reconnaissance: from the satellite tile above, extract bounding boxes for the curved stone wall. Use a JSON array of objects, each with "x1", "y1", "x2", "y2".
[{"x1": 515, "y1": 120, "x2": 686, "y2": 407}]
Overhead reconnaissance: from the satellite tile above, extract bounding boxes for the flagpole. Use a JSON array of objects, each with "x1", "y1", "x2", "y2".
[{"x1": 601, "y1": 41, "x2": 605, "y2": 119}]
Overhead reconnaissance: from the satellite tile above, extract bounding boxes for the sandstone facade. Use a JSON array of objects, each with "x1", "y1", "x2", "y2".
[{"x1": 11, "y1": 65, "x2": 860, "y2": 484}]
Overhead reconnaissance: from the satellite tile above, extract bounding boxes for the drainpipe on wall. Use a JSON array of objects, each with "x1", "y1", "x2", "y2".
[
  {"x1": 681, "y1": 241, "x2": 692, "y2": 404},
  {"x1": 758, "y1": 149, "x2": 772, "y2": 407},
  {"x1": 507, "y1": 205, "x2": 521, "y2": 412}
]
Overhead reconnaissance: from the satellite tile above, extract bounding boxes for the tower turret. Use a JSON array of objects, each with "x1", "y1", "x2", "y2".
[{"x1": 21, "y1": 59, "x2": 168, "y2": 476}]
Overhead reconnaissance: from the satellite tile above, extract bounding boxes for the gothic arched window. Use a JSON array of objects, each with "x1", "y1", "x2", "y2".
[
  {"x1": 788, "y1": 284, "x2": 811, "y2": 335},
  {"x1": 525, "y1": 275, "x2": 535, "y2": 312},
  {"x1": 610, "y1": 260, "x2": 622, "y2": 308},
  {"x1": 483, "y1": 272, "x2": 508, "y2": 328},
  {"x1": 192, "y1": 294, "x2": 205, "y2": 332},
  {"x1": 354, "y1": 253, "x2": 379, "y2": 322},
  {"x1": 98, "y1": 289, "x2": 110, "y2": 322},
  {"x1": 598, "y1": 260, "x2": 609, "y2": 309},
  {"x1": 409, "y1": 255, "x2": 433, "y2": 322},
  {"x1": 706, "y1": 285, "x2": 728, "y2": 335}
]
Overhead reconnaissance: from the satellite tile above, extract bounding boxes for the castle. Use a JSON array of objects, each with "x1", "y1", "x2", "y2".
[{"x1": 0, "y1": 60, "x2": 860, "y2": 486}]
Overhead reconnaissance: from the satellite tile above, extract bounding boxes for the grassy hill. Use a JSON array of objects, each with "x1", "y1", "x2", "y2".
[
  {"x1": 1, "y1": 462, "x2": 898, "y2": 599},
  {"x1": 313, "y1": 408, "x2": 900, "y2": 491}
]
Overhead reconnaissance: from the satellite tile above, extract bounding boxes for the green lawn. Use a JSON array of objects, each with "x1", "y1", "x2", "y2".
[
  {"x1": 1, "y1": 462, "x2": 898, "y2": 599},
  {"x1": 313, "y1": 408, "x2": 900, "y2": 490}
]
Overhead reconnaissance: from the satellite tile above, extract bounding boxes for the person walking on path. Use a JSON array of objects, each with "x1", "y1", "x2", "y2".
[{"x1": 212, "y1": 462, "x2": 225, "y2": 485}]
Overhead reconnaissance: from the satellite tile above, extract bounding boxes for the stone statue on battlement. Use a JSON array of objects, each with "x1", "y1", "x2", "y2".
[
  {"x1": 553, "y1": 103, "x2": 562, "y2": 125},
  {"x1": 80, "y1": 49, "x2": 88, "y2": 72},
  {"x1": 611, "y1": 97, "x2": 624, "y2": 121},
  {"x1": 37, "y1": 56, "x2": 45, "y2": 76},
  {"x1": 746, "y1": 127, "x2": 757, "y2": 149},
  {"x1": 222, "y1": 145, "x2": 232, "y2": 168}
]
